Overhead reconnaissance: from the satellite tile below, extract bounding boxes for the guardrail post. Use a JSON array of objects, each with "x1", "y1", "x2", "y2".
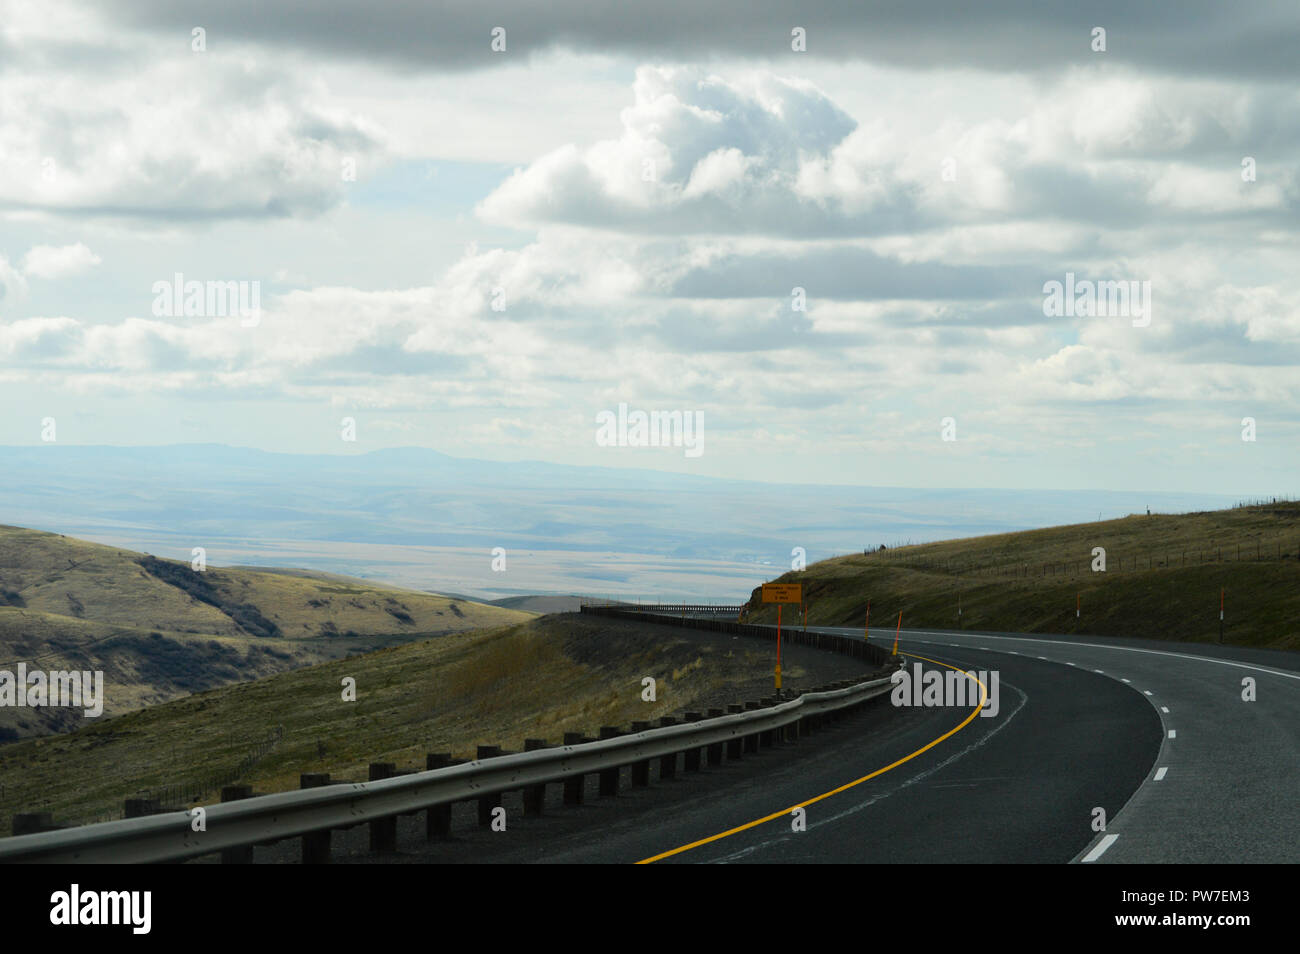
[
  {"x1": 123, "y1": 797, "x2": 160, "y2": 818},
  {"x1": 300, "y1": 773, "x2": 332, "y2": 863},
  {"x1": 219, "y1": 785, "x2": 254, "y2": 864},
  {"x1": 726, "y1": 704, "x2": 744, "y2": 759},
  {"x1": 683, "y1": 713, "x2": 704, "y2": 771},
  {"x1": 563, "y1": 733, "x2": 587, "y2": 805},
  {"x1": 784, "y1": 698, "x2": 801, "y2": 742},
  {"x1": 475, "y1": 747, "x2": 504, "y2": 826},
  {"x1": 424, "y1": 755, "x2": 453, "y2": 838},
  {"x1": 12, "y1": 812, "x2": 59, "y2": 836},
  {"x1": 523, "y1": 740, "x2": 548, "y2": 815},
  {"x1": 598, "y1": 728, "x2": 622, "y2": 796},
  {"x1": 743, "y1": 703, "x2": 761, "y2": 753},
  {"x1": 759, "y1": 698, "x2": 775, "y2": 747},
  {"x1": 706, "y1": 708, "x2": 724, "y2": 765},
  {"x1": 368, "y1": 762, "x2": 397, "y2": 851},
  {"x1": 657, "y1": 718, "x2": 678, "y2": 779},
  {"x1": 630, "y1": 722, "x2": 652, "y2": 786}
]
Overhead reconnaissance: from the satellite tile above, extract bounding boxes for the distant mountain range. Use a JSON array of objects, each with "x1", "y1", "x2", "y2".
[{"x1": 0, "y1": 444, "x2": 1242, "y2": 600}]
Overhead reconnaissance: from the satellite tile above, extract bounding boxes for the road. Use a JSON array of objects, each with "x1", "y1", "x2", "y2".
[{"x1": 256, "y1": 624, "x2": 1300, "y2": 864}]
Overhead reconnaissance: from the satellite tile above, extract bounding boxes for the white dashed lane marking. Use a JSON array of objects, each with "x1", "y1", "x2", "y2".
[
  {"x1": 1154, "y1": 767, "x2": 1168, "y2": 780},
  {"x1": 1082, "y1": 834, "x2": 1119, "y2": 862}
]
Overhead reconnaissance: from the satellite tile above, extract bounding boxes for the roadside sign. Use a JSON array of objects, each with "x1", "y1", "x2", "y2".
[{"x1": 761, "y1": 583, "x2": 802, "y2": 604}]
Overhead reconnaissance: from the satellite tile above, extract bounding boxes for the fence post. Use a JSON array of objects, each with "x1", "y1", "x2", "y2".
[
  {"x1": 706, "y1": 708, "x2": 725, "y2": 765},
  {"x1": 597, "y1": 728, "x2": 622, "y2": 796},
  {"x1": 219, "y1": 785, "x2": 254, "y2": 864},
  {"x1": 683, "y1": 713, "x2": 703, "y2": 771},
  {"x1": 368, "y1": 762, "x2": 397, "y2": 851},
  {"x1": 12, "y1": 812, "x2": 59, "y2": 836},
  {"x1": 725, "y1": 704, "x2": 745, "y2": 758},
  {"x1": 522, "y1": 740, "x2": 548, "y2": 815},
  {"x1": 123, "y1": 798, "x2": 159, "y2": 819},
  {"x1": 300, "y1": 773, "x2": 332, "y2": 863},
  {"x1": 630, "y1": 722, "x2": 652, "y2": 785},
  {"x1": 743, "y1": 703, "x2": 761, "y2": 753},
  {"x1": 474, "y1": 747, "x2": 503, "y2": 826},
  {"x1": 424, "y1": 755, "x2": 453, "y2": 838},
  {"x1": 563, "y1": 732, "x2": 587, "y2": 804},
  {"x1": 657, "y1": 718, "x2": 678, "y2": 779}
]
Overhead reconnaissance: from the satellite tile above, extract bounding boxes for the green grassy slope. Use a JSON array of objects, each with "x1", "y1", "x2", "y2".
[{"x1": 744, "y1": 503, "x2": 1300, "y2": 650}]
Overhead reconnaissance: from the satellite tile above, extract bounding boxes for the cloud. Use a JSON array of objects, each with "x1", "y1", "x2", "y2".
[
  {"x1": 0, "y1": 2, "x2": 387, "y2": 222},
  {"x1": 21, "y1": 243, "x2": 102, "y2": 279},
  {"x1": 0, "y1": 256, "x2": 27, "y2": 305},
  {"x1": 97, "y1": 0, "x2": 1300, "y2": 81},
  {"x1": 478, "y1": 66, "x2": 1300, "y2": 239}
]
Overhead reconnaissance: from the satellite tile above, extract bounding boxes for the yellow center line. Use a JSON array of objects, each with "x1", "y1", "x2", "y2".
[{"x1": 636, "y1": 651, "x2": 987, "y2": 864}]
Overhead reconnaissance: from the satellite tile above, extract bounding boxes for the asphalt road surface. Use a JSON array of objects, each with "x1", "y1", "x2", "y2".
[{"x1": 230, "y1": 624, "x2": 1299, "y2": 864}]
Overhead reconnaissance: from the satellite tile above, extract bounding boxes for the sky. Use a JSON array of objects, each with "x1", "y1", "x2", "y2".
[{"x1": 1, "y1": 0, "x2": 1298, "y2": 496}]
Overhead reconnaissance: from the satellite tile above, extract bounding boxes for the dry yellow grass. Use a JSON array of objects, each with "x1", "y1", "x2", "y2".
[
  {"x1": 746, "y1": 503, "x2": 1300, "y2": 649},
  {"x1": 0, "y1": 614, "x2": 805, "y2": 833}
]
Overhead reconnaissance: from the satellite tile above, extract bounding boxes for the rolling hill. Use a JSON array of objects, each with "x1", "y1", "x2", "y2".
[
  {"x1": 744, "y1": 502, "x2": 1300, "y2": 650},
  {"x1": 0, "y1": 525, "x2": 531, "y2": 740},
  {"x1": 0, "y1": 612, "x2": 866, "y2": 833}
]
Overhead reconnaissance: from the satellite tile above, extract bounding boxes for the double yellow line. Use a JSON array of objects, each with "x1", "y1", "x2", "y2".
[{"x1": 637, "y1": 652, "x2": 987, "y2": 864}]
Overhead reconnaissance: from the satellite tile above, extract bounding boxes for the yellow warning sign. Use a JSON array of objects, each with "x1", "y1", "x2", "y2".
[{"x1": 761, "y1": 583, "x2": 803, "y2": 604}]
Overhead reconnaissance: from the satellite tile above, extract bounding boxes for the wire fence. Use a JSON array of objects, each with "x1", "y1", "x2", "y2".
[
  {"x1": 56, "y1": 724, "x2": 287, "y2": 827},
  {"x1": 860, "y1": 535, "x2": 1300, "y2": 579}
]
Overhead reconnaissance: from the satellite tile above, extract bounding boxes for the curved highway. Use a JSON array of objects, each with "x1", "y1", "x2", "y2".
[{"x1": 309, "y1": 624, "x2": 1300, "y2": 864}]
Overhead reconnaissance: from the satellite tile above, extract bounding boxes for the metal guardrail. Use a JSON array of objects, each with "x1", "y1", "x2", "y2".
[
  {"x1": 624, "y1": 604, "x2": 746, "y2": 615},
  {"x1": 581, "y1": 605, "x2": 893, "y2": 667},
  {"x1": 0, "y1": 675, "x2": 894, "y2": 864}
]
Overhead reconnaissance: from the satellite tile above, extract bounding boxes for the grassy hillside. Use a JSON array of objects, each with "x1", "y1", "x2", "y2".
[
  {"x1": 0, "y1": 613, "x2": 839, "y2": 832},
  {"x1": 744, "y1": 503, "x2": 1300, "y2": 650},
  {"x1": 0, "y1": 525, "x2": 531, "y2": 739}
]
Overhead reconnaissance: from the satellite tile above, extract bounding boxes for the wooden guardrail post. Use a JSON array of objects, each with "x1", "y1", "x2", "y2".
[
  {"x1": 562, "y1": 733, "x2": 587, "y2": 805},
  {"x1": 743, "y1": 703, "x2": 761, "y2": 753},
  {"x1": 706, "y1": 708, "x2": 725, "y2": 765},
  {"x1": 759, "y1": 698, "x2": 775, "y2": 747},
  {"x1": 300, "y1": 773, "x2": 332, "y2": 863},
  {"x1": 657, "y1": 717, "x2": 678, "y2": 778},
  {"x1": 219, "y1": 785, "x2": 254, "y2": 864},
  {"x1": 368, "y1": 762, "x2": 397, "y2": 851},
  {"x1": 475, "y1": 747, "x2": 503, "y2": 827},
  {"x1": 425, "y1": 755, "x2": 453, "y2": 839},
  {"x1": 630, "y1": 722, "x2": 652, "y2": 786},
  {"x1": 523, "y1": 740, "x2": 548, "y2": 815},
  {"x1": 123, "y1": 798, "x2": 160, "y2": 819},
  {"x1": 683, "y1": 713, "x2": 704, "y2": 771},
  {"x1": 785, "y1": 696, "x2": 801, "y2": 742},
  {"x1": 597, "y1": 728, "x2": 622, "y2": 796},
  {"x1": 12, "y1": 812, "x2": 59, "y2": 836},
  {"x1": 726, "y1": 704, "x2": 744, "y2": 759}
]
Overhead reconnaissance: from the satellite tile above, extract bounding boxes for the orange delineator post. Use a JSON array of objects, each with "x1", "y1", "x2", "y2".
[
  {"x1": 890, "y1": 611, "x2": 902, "y2": 655},
  {"x1": 864, "y1": 601, "x2": 870, "y2": 640}
]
